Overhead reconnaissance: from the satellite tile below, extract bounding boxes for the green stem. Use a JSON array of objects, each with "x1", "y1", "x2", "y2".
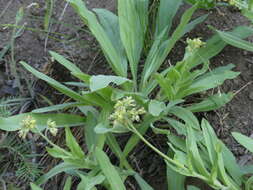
[
  {"x1": 128, "y1": 123, "x2": 185, "y2": 170},
  {"x1": 36, "y1": 128, "x2": 55, "y2": 147}
]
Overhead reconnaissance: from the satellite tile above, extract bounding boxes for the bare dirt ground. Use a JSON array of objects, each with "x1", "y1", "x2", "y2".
[{"x1": 0, "y1": 0, "x2": 252, "y2": 189}]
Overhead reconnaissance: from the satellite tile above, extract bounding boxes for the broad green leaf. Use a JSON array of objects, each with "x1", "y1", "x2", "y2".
[
  {"x1": 180, "y1": 65, "x2": 239, "y2": 97},
  {"x1": 165, "y1": 118, "x2": 186, "y2": 136},
  {"x1": 65, "y1": 127, "x2": 85, "y2": 158},
  {"x1": 154, "y1": 73, "x2": 174, "y2": 100},
  {"x1": 202, "y1": 120, "x2": 243, "y2": 185},
  {"x1": 141, "y1": 4, "x2": 198, "y2": 89},
  {"x1": 49, "y1": 51, "x2": 82, "y2": 73},
  {"x1": 68, "y1": 0, "x2": 127, "y2": 77},
  {"x1": 36, "y1": 162, "x2": 81, "y2": 185},
  {"x1": 187, "y1": 93, "x2": 234, "y2": 112},
  {"x1": 186, "y1": 127, "x2": 209, "y2": 177},
  {"x1": 167, "y1": 164, "x2": 186, "y2": 190},
  {"x1": 32, "y1": 102, "x2": 82, "y2": 113},
  {"x1": 94, "y1": 123, "x2": 113, "y2": 134},
  {"x1": 134, "y1": 173, "x2": 154, "y2": 190},
  {"x1": 232, "y1": 132, "x2": 253, "y2": 153},
  {"x1": 201, "y1": 119, "x2": 217, "y2": 164},
  {"x1": 155, "y1": 0, "x2": 182, "y2": 37},
  {"x1": 216, "y1": 29, "x2": 253, "y2": 52},
  {"x1": 183, "y1": 14, "x2": 208, "y2": 34},
  {"x1": 118, "y1": 0, "x2": 148, "y2": 82},
  {"x1": 89, "y1": 75, "x2": 130, "y2": 92},
  {"x1": 94, "y1": 8, "x2": 128, "y2": 73},
  {"x1": 106, "y1": 133, "x2": 132, "y2": 170},
  {"x1": 0, "y1": 113, "x2": 85, "y2": 131},
  {"x1": 72, "y1": 72, "x2": 90, "y2": 83},
  {"x1": 148, "y1": 100, "x2": 166, "y2": 116},
  {"x1": 77, "y1": 174, "x2": 105, "y2": 190},
  {"x1": 30, "y1": 183, "x2": 43, "y2": 190},
  {"x1": 20, "y1": 61, "x2": 95, "y2": 105},
  {"x1": 95, "y1": 148, "x2": 126, "y2": 190},
  {"x1": 63, "y1": 177, "x2": 72, "y2": 190},
  {"x1": 168, "y1": 106, "x2": 200, "y2": 130},
  {"x1": 190, "y1": 26, "x2": 253, "y2": 68},
  {"x1": 85, "y1": 111, "x2": 98, "y2": 151}
]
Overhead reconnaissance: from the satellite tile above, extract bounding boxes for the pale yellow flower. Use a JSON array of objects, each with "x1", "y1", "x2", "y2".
[
  {"x1": 18, "y1": 115, "x2": 36, "y2": 139},
  {"x1": 47, "y1": 119, "x2": 58, "y2": 136},
  {"x1": 110, "y1": 97, "x2": 146, "y2": 127}
]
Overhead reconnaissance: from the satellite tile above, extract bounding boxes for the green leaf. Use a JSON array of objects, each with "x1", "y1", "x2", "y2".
[
  {"x1": 85, "y1": 112, "x2": 98, "y2": 152},
  {"x1": 63, "y1": 177, "x2": 72, "y2": 190},
  {"x1": 155, "y1": 0, "x2": 182, "y2": 37},
  {"x1": 202, "y1": 119, "x2": 243, "y2": 185},
  {"x1": 49, "y1": 51, "x2": 83, "y2": 73},
  {"x1": 180, "y1": 65, "x2": 239, "y2": 97},
  {"x1": 89, "y1": 75, "x2": 130, "y2": 92},
  {"x1": 94, "y1": 8, "x2": 128, "y2": 73},
  {"x1": 232, "y1": 132, "x2": 253, "y2": 153},
  {"x1": 187, "y1": 93, "x2": 234, "y2": 112},
  {"x1": 95, "y1": 148, "x2": 126, "y2": 190},
  {"x1": 68, "y1": 0, "x2": 127, "y2": 77},
  {"x1": 77, "y1": 174, "x2": 105, "y2": 190},
  {"x1": 30, "y1": 183, "x2": 43, "y2": 190},
  {"x1": 168, "y1": 106, "x2": 200, "y2": 130},
  {"x1": 36, "y1": 162, "x2": 81, "y2": 185},
  {"x1": 65, "y1": 127, "x2": 85, "y2": 158},
  {"x1": 190, "y1": 26, "x2": 253, "y2": 68},
  {"x1": 167, "y1": 165, "x2": 186, "y2": 190},
  {"x1": 0, "y1": 113, "x2": 85, "y2": 131},
  {"x1": 154, "y1": 73, "x2": 174, "y2": 100},
  {"x1": 186, "y1": 127, "x2": 209, "y2": 177},
  {"x1": 20, "y1": 61, "x2": 93, "y2": 104},
  {"x1": 141, "y1": 4, "x2": 198, "y2": 89},
  {"x1": 148, "y1": 100, "x2": 166, "y2": 116},
  {"x1": 118, "y1": 0, "x2": 148, "y2": 82},
  {"x1": 134, "y1": 173, "x2": 154, "y2": 190},
  {"x1": 216, "y1": 29, "x2": 253, "y2": 52},
  {"x1": 32, "y1": 102, "x2": 82, "y2": 113}
]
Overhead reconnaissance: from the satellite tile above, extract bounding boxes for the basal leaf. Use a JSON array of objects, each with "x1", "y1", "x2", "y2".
[
  {"x1": 95, "y1": 148, "x2": 126, "y2": 190},
  {"x1": 89, "y1": 75, "x2": 130, "y2": 92},
  {"x1": 0, "y1": 113, "x2": 85, "y2": 131},
  {"x1": 232, "y1": 132, "x2": 253, "y2": 153}
]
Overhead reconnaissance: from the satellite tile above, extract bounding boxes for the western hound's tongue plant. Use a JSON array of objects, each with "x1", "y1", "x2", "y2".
[{"x1": 1, "y1": 0, "x2": 253, "y2": 189}]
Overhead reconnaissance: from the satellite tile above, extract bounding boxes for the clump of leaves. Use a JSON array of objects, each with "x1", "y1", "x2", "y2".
[{"x1": 0, "y1": 0, "x2": 253, "y2": 189}]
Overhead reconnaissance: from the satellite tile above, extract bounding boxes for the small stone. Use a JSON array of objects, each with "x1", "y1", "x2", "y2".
[{"x1": 249, "y1": 92, "x2": 253, "y2": 100}]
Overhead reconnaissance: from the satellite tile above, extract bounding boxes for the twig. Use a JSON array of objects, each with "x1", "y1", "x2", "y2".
[
  {"x1": 0, "y1": 0, "x2": 13, "y2": 19},
  {"x1": 234, "y1": 81, "x2": 253, "y2": 96}
]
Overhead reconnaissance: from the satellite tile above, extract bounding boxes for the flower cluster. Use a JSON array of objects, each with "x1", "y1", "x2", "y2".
[
  {"x1": 186, "y1": 38, "x2": 206, "y2": 52},
  {"x1": 109, "y1": 97, "x2": 146, "y2": 126},
  {"x1": 47, "y1": 119, "x2": 58, "y2": 136},
  {"x1": 18, "y1": 115, "x2": 36, "y2": 139},
  {"x1": 18, "y1": 116, "x2": 58, "y2": 139}
]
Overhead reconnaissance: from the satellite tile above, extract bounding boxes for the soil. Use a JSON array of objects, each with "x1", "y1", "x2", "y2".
[{"x1": 0, "y1": 0, "x2": 252, "y2": 190}]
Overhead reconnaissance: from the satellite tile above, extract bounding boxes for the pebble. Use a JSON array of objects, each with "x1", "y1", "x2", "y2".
[{"x1": 249, "y1": 92, "x2": 253, "y2": 100}]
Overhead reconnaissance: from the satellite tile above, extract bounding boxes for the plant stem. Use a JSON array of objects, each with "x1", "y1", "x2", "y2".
[{"x1": 128, "y1": 124, "x2": 185, "y2": 170}]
